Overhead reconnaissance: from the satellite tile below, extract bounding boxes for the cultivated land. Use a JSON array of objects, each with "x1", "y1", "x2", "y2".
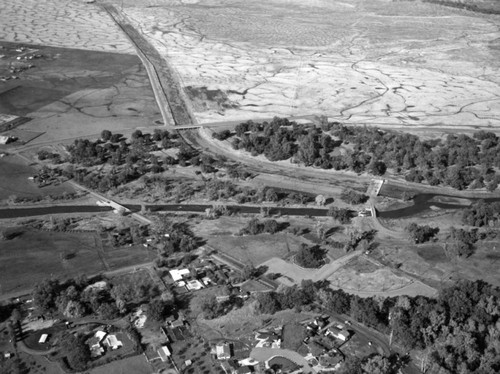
[
  {"x1": 0, "y1": 224, "x2": 153, "y2": 295},
  {"x1": 109, "y1": 0, "x2": 500, "y2": 130},
  {"x1": 0, "y1": 154, "x2": 75, "y2": 201},
  {"x1": 0, "y1": 40, "x2": 160, "y2": 146}
]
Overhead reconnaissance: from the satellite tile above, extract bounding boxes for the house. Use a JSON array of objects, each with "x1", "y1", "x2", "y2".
[
  {"x1": 169, "y1": 269, "x2": 191, "y2": 282},
  {"x1": 38, "y1": 334, "x2": 49, "y2": 344},
  {"x1": 326, "y1": 328, "x2": 350, "y2": 341},
  {"x1": 158, "y1": 346, "x2": 171, "y2": 362},
  {"x1": 104, "y1": 334, "x2": 123, "y2": 350},
  {"x1": 4, "y1": 352, "x2": 12, "y2": 359},
  {"x1": 216, "y1": 342, "x2": 232, "y2": 360},
  {"x1": 0, "y1": 135, "x2": 15, "y2": 145},
  {"x1": 186, "y1": 279, "x2": 204, "y2": 291},
  {"x1": 87, "y1": 330, "x2": 107, "y2": 357}
]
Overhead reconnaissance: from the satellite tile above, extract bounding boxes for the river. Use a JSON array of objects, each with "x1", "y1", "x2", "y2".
[
  {"x1": 377, "y1": 193, "x2": 500, "y2": 219},
  {"x1": 2, "y1": 194, "x2": 500, "y2": 220}
]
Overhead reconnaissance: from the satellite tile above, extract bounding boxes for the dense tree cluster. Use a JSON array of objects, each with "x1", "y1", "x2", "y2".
[
  {"x1": 239, "y1": 218, "x2": 282, "y2": 235},
  {"x1": 62, "y1": 333, "x2": 91, "y2": 371},
  {"x1": 257, "y1": 279, "x2": 500, "y2": 374},
  {"x1": 462, "y1": 200, "x2": 500, "y2": 227},
  {"x1": 340, "y1": 189, "x2": 369, "y2": 205},
  {"x1": 406, "y1": 223, "x2": 439, "y2": 243},
  {"x1": 155, "y1": 221, "x2": 201, "y2": 256},
  {"x1": 294, "y1": 244, "x2": 326, "y2": 268},
  {"x1": 32, "y1": 276, "x2": 161, "y2": 319},
  {"x1": 327, "y1": 206, "x2": 352, "y2": 224},
  {"x1": 448, "y1": 227, "x2": 479, "y2": 258},
  {"x1": 222, "y1": 118, "x2": 500, "y2": 191}
]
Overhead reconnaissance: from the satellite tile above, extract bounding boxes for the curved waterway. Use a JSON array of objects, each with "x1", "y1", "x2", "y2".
[{"x1": 377, "y1": 194, "x2": 500, "y2": 219}]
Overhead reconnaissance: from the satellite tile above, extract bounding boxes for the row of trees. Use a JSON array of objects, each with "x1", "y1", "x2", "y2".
[
  {"x1": 255, "y1": 279, "x2": 500, "y2": 374},
  {"x1": 239, "y1": 218, "x2": 282, "y2": 235}
]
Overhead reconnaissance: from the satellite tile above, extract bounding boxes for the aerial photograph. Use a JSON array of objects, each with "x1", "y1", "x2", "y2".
[{"x1": 1, "y1": 0, "x2": 500, "y2": 373}]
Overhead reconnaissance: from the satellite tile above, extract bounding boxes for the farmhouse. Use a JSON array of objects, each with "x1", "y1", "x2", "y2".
[
  {"x1": 158, "y1": 346, "x2": 171, "y2": 362},
  {"x1": 104, "y1": 334, "x2": 123, "y2": 350},
  {"x1": 169, "y1": 268, "x2": 191, "y2": 282},
  {"x1": 215, "y1": 342, "x2": 232, "y2": 360},
  {"x1": 87, "y1": 330, "x2": 107, "y2": 357},
  {"x1": 326, "y1": 328, "x2": 350, "y2": 341}
]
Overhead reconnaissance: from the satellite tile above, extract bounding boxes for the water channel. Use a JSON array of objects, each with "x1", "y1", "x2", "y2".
[{"x1": 1, "y1": 194, "x2": 500, "y2": 220}]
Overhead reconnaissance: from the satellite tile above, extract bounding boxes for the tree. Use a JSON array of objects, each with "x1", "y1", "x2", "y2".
[
  {"x1": 256, "y1": 292, "x2": 281, "y2": 314},
  {"x1": 327, "y1": 206, "x2": 352, "y2": 224},
  {"x1": 63, "y1": 334, "x2": 90, "y2": 371},
  {"x1": 295, "y1": 245, "x2": 326, "y2": 268},
  {"x1": 340, "y1": 189, "x2": 368, "y2": 205},
  {"x1": 198, "y1": 295, "x2": 221, "y2": 319},
  {"x1": 101, "y1": 130, "x2": 112, "y2": 142},
  {"x1": 337, "y1": 356, "x2": 363, "y2": 374},
  {"x1": 406, "y1": 223, "x2": 439, "y2": 243},
  {"x1": 362, "y1": 355, "x2": 393, "y2": 374},
  {"x1": 32, "y1": 279, "x2": 60, "y2": 314},
  {"x1": 147, "y1": 299, "x2": 171, "y2": 322}
]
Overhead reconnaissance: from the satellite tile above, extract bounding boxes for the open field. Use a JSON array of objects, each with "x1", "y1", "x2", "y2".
[
  {"x1": 88, "y1": 355, "x2": 152, "y2": 374},
  {"x1": 0, "y1": 40, "x2": 160, "y2": 146},
  {"x1": 0, "y1": 227, "x2": 153, "y2": 295},
  {"x1": 372, "y1": 237, "x2": 500, "y2": 289},
  {"x1": 0, "y1": 154, "x2": 74, "y2": 201},
  {"x1": 208, "y1": 233, "x2": 305, "y2": 267},
  {"x1": 107, "y1": 0, "x2": 500, "y2": 130},
  {"x1": 327, "y1": 257, "x2": 413, "y2": 293}
]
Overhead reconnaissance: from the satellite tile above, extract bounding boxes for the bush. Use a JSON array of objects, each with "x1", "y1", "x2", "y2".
[{"x1": 295, "y1": 244, "x2": 326, "y2": 268}]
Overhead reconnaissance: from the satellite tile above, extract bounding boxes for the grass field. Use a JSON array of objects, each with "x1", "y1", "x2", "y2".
[
  {"x1": 282, "y1": 323, "x2": 306, "y2": 351},
  {"x1": 89, "y1": 354, "x2": 152, "y2": 374},
  {"x1": 0, "y1": 227, "x2": 153, "y2": 295},
  {"x1": 0, "y1": 154, "x2": 75, "y2": 201},
  {"x1": 208, "y1": 233, "x2": 306, "y2": 266}
]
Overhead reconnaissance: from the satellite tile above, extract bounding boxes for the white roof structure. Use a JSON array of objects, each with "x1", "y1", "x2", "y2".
[
  {"x1": 105, "y1": 335, "x2": 123, "y2": 350},
  {"x1": 39, "y1": 334, "x2": 49, "y2": 343},
  {"x1": 186, "y1": 280, "x2": 204, "y2": 291},
  {"x1": 95, "y1": 330, "x2": 107, "y2": 341},
  {"x1": 158, "y1": 346, "x2": 171, "y2": 361},
  {"x1": 169, "y1": 269, "x2": 190, "y2": 282}
]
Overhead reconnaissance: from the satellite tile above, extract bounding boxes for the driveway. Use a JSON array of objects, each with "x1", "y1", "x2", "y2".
[{"x1": 250, "y1": 347, "x2": 316, "y2": 373}]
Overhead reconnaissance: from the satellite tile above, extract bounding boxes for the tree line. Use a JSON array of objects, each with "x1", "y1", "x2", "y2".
[
  {"x1": 255, "y1": 279, "x2": 500, "y2": 374},
  {"x1": 213, "y1": 118, "x2": 500, "y2": 191}
]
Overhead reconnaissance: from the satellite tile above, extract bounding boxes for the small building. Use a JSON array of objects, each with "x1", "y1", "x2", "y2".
[
  {"x1": 0, "y1": 135, "x2": 14, "y2": 145},
  {"x1": 216, "y1": 342, "x2": 232, "y2": 360},
  {"x1": 169, "y1": 269, "x2": 190, "y2": 282},
  {"x1": 158, "y1": 346, "x2": 171, "y2": 362},
  {"x1": 38, "y1": 334, "x2": 49, "y2": 344},
  {"x1": 327, "y1": 328, "x2": 350, "y2": 341},
  {"x1": 4, "y1": 352, "x2": 13, "y2": 359},
  {"x1": 104, "y1": 334, "x2": 123, "y2": 350},
  {"x1": 186, "y1": 279, "x2": 204, "y2": 291}
]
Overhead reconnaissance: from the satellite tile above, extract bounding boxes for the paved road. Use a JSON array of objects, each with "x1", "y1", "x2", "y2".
[{"x1": 251, "y1": 347, "x2": 315, "y2": 373}]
